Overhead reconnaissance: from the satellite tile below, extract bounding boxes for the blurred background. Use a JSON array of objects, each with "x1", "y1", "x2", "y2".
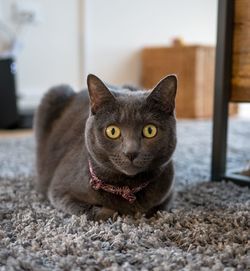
[{"x1": 0, "y1": 0, "x2": 250, "y2": 129}]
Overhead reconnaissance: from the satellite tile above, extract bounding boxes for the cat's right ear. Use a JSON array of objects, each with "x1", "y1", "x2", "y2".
[
  {"x1": 147, "y1": 74, "x2": 177, "y2": 113},
  {"x1": 87, "y1": 74, "x2": 115, "y2": 114}
]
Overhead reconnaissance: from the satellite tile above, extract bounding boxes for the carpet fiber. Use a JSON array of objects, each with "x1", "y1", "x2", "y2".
[{"x1": 0, "y1": 119, "x2": 249, "y2": 270}]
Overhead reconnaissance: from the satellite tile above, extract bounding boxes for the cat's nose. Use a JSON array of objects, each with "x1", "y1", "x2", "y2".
[{"x1": 123, "y1": 151, "x2": 138, "y2": 161}]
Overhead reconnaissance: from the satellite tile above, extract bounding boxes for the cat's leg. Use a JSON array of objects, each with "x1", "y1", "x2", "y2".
[
  {"x1": 48, "y1": 187, "x2": 116, "y2": 221},
  {"x1": 93, "y1": 207, "x2": 118, "y2": 221},
  {"x1": 146, "y1": 191, "x2": 174, "y2": 218}
]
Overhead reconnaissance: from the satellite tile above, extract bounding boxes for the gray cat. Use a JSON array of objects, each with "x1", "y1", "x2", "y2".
[{"x1": 34, "y1": 74, "x2": 177, "y2": 220}]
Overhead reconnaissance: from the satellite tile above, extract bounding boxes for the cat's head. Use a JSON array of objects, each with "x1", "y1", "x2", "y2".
[{"x1": 85, "y1": 74, "x2": 177, "y2": 177}]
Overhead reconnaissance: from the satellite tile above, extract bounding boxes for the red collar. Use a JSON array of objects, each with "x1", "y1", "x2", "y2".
[{"x1": 89, "y1": 161, "x2": 149, "y2": 204}]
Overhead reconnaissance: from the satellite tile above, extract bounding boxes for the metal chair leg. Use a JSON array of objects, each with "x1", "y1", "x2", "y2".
[{"x1": 211, "y1": 0, "x2": 234, "y2": 182}]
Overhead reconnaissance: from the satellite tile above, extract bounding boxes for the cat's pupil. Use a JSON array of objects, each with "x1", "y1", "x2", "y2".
[
  {"x1": 111, "y1": 128, "x2": 115, "y2": 135},
  {"x1": 148, "y1": 127, "x2": 152, "y2": 134}
]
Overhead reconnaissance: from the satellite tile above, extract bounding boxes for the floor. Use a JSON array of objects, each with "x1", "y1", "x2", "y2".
[{"x1": 0, "y1": 129, "x2": 33, "y2": 138}]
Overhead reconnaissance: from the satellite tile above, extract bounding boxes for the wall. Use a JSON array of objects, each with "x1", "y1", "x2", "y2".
[
  {"x1": 0, "y1": 0, "x2": 81, "y2": 109},
  {"x1": 0, "y1": 0, "x2": 218, "y2": 108},
  {"x1": 84, "y1": 0, "x2": 218, "y2": 86}
]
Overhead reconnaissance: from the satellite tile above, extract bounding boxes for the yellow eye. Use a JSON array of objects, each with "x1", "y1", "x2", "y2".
[
  {"x1": 143, "y1": 124, "x2": 157, "y2": 138},
  {"x1": 105, "y1": 125, "x2": 121, "y2": 139}
]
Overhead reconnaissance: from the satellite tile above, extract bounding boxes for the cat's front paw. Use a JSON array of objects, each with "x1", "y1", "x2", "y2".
[{"x1": 92, "y1": 206, "x2": 117, "y2": 221}]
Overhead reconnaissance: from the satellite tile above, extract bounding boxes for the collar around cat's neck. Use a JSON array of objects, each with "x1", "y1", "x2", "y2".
[{"x1": 88, "y1": 160, "x2": 149, "y2": 204}]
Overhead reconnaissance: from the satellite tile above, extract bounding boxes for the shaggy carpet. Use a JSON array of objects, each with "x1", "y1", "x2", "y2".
[{"x1": 0, "y1": 119, "x2": 249, "y2": 271}]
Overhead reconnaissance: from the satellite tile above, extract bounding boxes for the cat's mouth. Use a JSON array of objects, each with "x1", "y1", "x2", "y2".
[{"x1": 120, "y1": 167, "x2": 141, "y2": 176}]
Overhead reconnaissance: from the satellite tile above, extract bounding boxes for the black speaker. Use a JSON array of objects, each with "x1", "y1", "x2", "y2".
[{"x1": 0, "y1": 57, "x2": 19, "y2": 128}]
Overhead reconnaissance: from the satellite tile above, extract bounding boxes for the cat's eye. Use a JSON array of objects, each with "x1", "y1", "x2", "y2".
[
  {"x1": 142, "y1": 124, "x2": 157, "y2": 138},
  {"x1": 105, "y1": 125, "x2": 121, "y2": 139}
]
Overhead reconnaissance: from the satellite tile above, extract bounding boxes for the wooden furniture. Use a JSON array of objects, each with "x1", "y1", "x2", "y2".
[
  {"x1": 141, "y1": 45, "x2": 237, "y2": 118},
  {"x1": 211, "y1": 0, "x2": 250, "y2": 186},
  {"x1": 231, "y1": 0, "x2": 250, "y2": 102}
]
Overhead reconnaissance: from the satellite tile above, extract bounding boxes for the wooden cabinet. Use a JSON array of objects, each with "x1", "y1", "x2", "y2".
[
  {"x1": 231, "y1": 0, "x2": 250, "y2": 102},
  {"x1": 141, "y1": 45, "x2": 237, "y2": 118}
]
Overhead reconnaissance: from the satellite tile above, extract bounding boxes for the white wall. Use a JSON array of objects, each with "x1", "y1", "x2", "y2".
[
  {"x1": 84, "y1": 0, "x2": 218, "y2": 86},
  {"x1": 1, "y1": 0, "x2": 219, "y2": 109},
  {"x1": 0, "y1": 0, "x2": 81, "y2": 109}
]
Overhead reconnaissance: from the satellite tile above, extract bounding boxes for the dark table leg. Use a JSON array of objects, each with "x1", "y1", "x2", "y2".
[
  {"x1": 211, "y1": 0, "x2": 250, "y2": 187},
  {"x1": 211, "y1": 0, "x2": 234, "y2": 182}
]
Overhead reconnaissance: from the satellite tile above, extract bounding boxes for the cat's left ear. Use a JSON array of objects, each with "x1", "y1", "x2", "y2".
[
  {"x1": 147, "y1": 75, "x2": 177, "y2": 113},
  {"x1": 87, "y1": 74, "x2": 115, "y2": 114}
]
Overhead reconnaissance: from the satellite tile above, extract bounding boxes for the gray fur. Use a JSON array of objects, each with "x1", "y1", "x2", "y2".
[{"x1": 34, "y1": 74, "x2": 177, "y2": 220}]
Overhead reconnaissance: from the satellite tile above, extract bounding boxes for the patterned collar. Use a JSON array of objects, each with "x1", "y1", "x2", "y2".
[{"x1": 89, "y1": 161, "x2": 149, "y2": 204}]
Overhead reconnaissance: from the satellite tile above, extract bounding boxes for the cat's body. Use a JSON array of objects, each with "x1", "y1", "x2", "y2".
[{"x1": 34, "y1": 75, "x2": 177, "y2": 220}]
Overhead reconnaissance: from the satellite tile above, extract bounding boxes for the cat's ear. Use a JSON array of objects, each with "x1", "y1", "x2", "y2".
[
  {"x1": 87, "y1": 74, "x2": 115, "y2": 114},
  {"x1": 147, "y1": 75, "x2": 177, "y2": 113}
]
